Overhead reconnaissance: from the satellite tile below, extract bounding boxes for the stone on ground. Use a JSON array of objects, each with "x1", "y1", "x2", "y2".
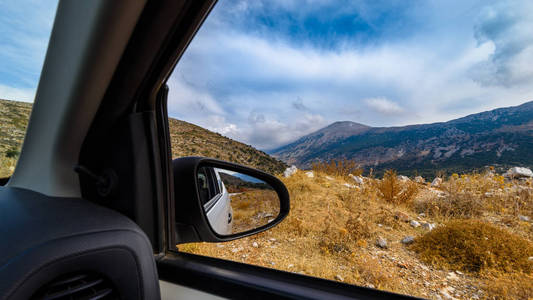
[
  {"x1": 504, "y1": 167, "x2": 533, "y2": 179},
  {"x1": 431, "y1": 177, "x2": 443, "y2": 187},
  {"x1": 283, "y1": 165, "x2": 298, "y2": 177}
]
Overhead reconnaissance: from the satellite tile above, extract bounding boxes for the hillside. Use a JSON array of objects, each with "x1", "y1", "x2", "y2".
[
  {"x1": 168, "y1": 118, "x2": 286, "y2": 174},
  {"x1": 272, "y1": 101, "x2": 533, "y2": 177},
  {"x1": 0, "y1": 99, "x2": 287, "y2": 177},
  {"x1": 0, "y1": 99, "x2": 32, "y2": 177}
]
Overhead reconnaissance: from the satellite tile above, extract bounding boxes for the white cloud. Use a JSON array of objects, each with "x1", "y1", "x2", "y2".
[
  {"x1": 166, "y1": 74, "x2": 225, "y2": 117},
  {"x1": 0, "y1": 84, "x2": 35, "y2": 102},
  {"x1": 364, "y1": 97, "x2": 404, "y2": 115},
  {"x1": 167, "y1": 0, "x2": 533, "y2": 149}
]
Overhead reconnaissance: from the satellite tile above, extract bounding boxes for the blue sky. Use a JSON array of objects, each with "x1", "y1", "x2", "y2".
[
  {"x1": 168, "y1": 0, "x2": 533, "y2": 149},
  {"x1": 0, "y1": 0, "x2": 57, "y2": 101},
  {"x1": 1, "y1": 1, "x2": 533, "y2": 150}
]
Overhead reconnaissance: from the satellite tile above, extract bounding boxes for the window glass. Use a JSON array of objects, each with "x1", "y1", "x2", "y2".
[
  {"x1": 0, "y1": 0, "x2": 58, "y2": 178},
  {"x1": 168, "y1": 1, "x2": 533, "y2": 299}
]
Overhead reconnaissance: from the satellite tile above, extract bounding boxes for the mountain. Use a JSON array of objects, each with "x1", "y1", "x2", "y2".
[
  {"x1": 272, "y1": 101, "x2": 533, "y2": 177},
  {"x1": 0, "y1": 99, "x2": 287, "y2": 177}
]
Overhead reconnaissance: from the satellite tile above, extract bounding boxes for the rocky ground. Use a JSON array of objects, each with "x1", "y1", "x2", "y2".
[{"x1": 181, "y1": 166, "x2": 533, "y2": 299}]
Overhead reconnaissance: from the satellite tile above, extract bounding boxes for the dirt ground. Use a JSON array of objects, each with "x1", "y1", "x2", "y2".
[{"x1": 180, "y1": 170, "x2": 533, "y2": 299}]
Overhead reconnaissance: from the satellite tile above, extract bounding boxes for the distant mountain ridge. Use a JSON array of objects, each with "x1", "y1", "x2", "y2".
[{"x1": 272, "y1": 101, "x2": 533, "y2": 177}]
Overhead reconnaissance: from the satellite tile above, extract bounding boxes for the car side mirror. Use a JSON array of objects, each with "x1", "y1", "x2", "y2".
[{"x1": 172, "y1": 157, "x2": 290, "y2": 244}]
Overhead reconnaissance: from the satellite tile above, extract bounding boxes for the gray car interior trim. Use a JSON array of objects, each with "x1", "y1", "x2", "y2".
[{"x1": 8, "y1": 0, "x2": 146, "y2": 197}]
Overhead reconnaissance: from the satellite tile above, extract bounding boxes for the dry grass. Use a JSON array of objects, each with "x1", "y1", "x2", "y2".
[
  {"x1": 414, "y1": 172, "x2": 533, "y2": 222},
  {"x1": 179, "y1": 169, "x2": 533, "y2": 299},
  {"x1": 312, "y1": 159, "x2": 363, "y2": 180},
  {"x1": 375, "y1": 170, "x2": 419, "y2": 205},
  {"x1": 412, "y1": 220, "x2": 533, "y2": 274},
  {"x1": 482, "y1": 273, "x2": 533, "y2": 300},
  {"x1": 230, "y1": 189, "x2": 280, "y2": 233},
  {"x1": 0, "y1": 156, "x2": 16, "y2": 178}
]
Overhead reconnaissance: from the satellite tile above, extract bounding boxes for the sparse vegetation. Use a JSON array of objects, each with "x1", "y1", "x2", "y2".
[
  {"x1": 0, "y1": 99, "x2": 32, "y2": 177},
  {"x1": 230, "y1": 189, "x2": 279, "y2": 233},
  {"x1": 312, "y1": 158, "x2": 362, "y2": 180},
  {"x1": 181, "y1": 168, "x2": 533, "y2": 299},
  {"x1": 375, "y1": 169, "x2": 419, "y2": 204},
  {"x1": 412, "y1": 220, "x2": 533, "y2": 274}
]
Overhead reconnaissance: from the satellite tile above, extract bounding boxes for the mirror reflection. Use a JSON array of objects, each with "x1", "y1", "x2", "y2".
[{"x1": 197, "y1": 166, "x2": 280, "y2": 236}]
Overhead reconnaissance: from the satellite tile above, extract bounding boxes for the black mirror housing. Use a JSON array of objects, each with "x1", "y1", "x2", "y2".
[{"x1": 172, "y1": 157, "x2": 290, "y2": 244}]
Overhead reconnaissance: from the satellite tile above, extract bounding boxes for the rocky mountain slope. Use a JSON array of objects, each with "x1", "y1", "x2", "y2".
[
  {"x1": 168, "y1": 118, "x2": 286, "y2": 174},
  {"x1": 272, "y1": 101, "x2": 533, "y2": 177},
  {"x1": 0, "y1": 99, "x2": 286, "y2": 177}
]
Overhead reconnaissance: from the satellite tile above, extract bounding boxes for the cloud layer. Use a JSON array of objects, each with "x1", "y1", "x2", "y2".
[
  {"x1": 2, "y1": 1, "x2": 531, "y2": 150},
  {"x1": 166, "y1": 0, "x2": 533, "y2": 150}
]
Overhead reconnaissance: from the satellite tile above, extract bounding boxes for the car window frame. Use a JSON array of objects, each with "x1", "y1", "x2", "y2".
[{"x1": 107, "y1": 0, "x2": 422, "y2": 298}]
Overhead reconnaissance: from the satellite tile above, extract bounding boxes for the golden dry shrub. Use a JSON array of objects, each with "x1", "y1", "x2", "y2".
[
  {"x1": 412, "y1": 220, "x2": 533, "y2": 274},
  {"x1": 318, "y1": 217, "x2": 351, "y2": 254},
  {"x1": 345, "y1": 214, "x2": 372, "y2": 241},
  {"x1": 312, "y1": 158, "x2": 363, "y2": 179},
  {"x1": 0, "y1": 156, "x2": 17, "y2": 178},
  {"x1": 375, "y1": 170, "x2": 419, "y2": 205},
  {"x1": 482, "y1": 273, "x2": 533, "y2": 300},
  {"x1": 230, "y1": 189, "x2": 280, "y2": 233},
  {"x1": 414, "y1": 191, "x2": 485, "y2": 219}
]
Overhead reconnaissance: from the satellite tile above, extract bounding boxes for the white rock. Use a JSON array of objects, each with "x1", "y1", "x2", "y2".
[
  {"x1": 519, "y1": 215, "x2": 531, "y2": 222},
  {"x1": 288, "y1": 264, "x2": 294, "y2": 268},
  {"x1": 376, "y1": 237, "x2": 388, "y2": 249},
  {"x1": 397, "y1": 175, "x2": 410, "y2": 182},
  {"x1": 422, "y1": 222, "x2": 436, "y2": 231},
  {"x1": 334, "y1": 275, "x2": 344, "y2": 282},
  {"x1": 528, "y1": 257, "x2": 533, "y2": 261},
  {"x1": 325, "y1": 176, "x2": 334, "y2": 181},
  {"x1": 431, "y1": 177, "x2": 443, "y2": 187},
  {"x1": 504, "y1": 167, "x2": 533, "y2": 179},
  {"x1": 216, "y1": 244, "x2": 225, "y2": 248},
  {"x1": 447, "y1": 272, "x2": 460, "y2": 280},
  {"x1": 349, "y1": 174, "x2": 364, "y2": 185},
  {"x1": 305, "y1": 171, "x2": 314, "y2": 178},
  {"x1": 269, "y1": 238, "x2": 277, "y2": 242},
  {"x1": 252, "y1": 242, "x2": 259, "y2": 248},
  {"x1": 440, "y1": 291, "x2": 456, "y2": 300},
  {"x1": 410, "y1": 220, "x2": 420, "y2": 228},
  {"x1": 283, "y1": 165, "x2": 298, "y2": 178},
  {"x1": 401, "y1": 236, "x2": 415, "y2": 244},
  {"x1": 414, "y1": 176, "x2": 425, "y2": 183},
  {"x1": 343, "y1": 183, "x2": 355, "y2": 188}
]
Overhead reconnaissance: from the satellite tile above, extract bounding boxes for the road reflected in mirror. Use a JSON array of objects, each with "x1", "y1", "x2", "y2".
[{"x1": 198, "y1": 166, "x2": 280, "y2": 236}]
